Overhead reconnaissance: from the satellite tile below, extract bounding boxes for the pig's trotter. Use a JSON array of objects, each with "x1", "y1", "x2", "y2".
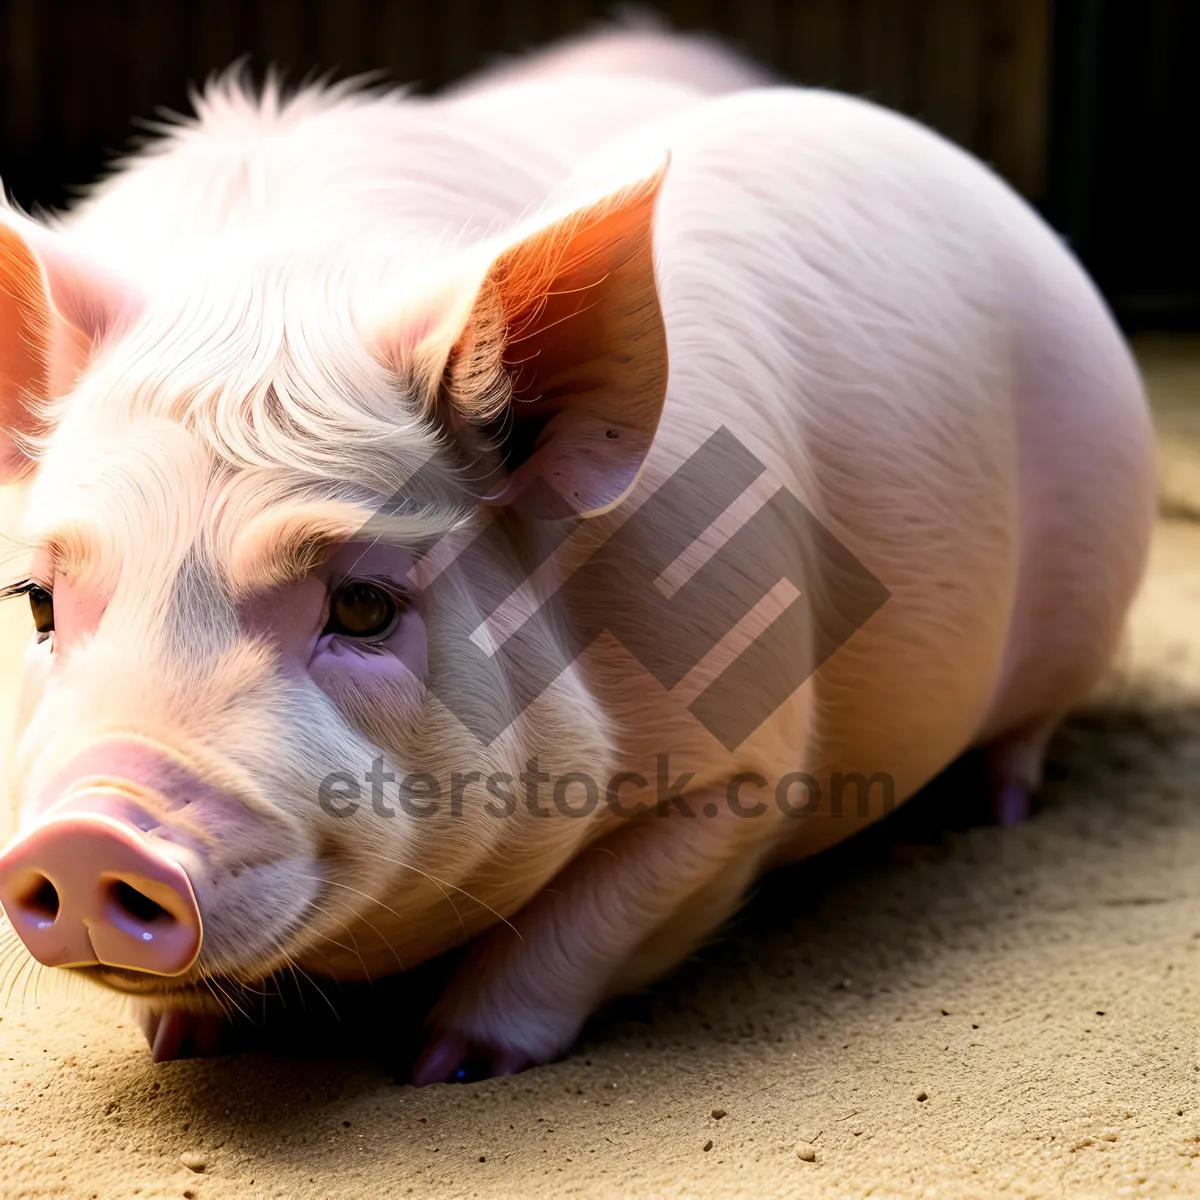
[
  {"x1": 412, "y1": 1030, "x2": 533, "y2": 1086},
  {"x1": 992, "y1": 781, "x2": 1032, "y2": 827},
  {"x1": 136, "y1": 1006, "x2": 236, "y2": 1063},
  {"x1": 985, "y1": 716, "x2": 1060, "y2": 828},
  {"x1": 415, "y1": 804, "x2": 773, "y2": 1083}
]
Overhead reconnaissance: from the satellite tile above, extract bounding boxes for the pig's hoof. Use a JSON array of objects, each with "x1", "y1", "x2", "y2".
[
  {"x1": 137, "y1": 1007, "x2": 235, "y2": 1063},
  {"x1": 985, "y1": 719, "x2": 1056, "y2": 827},
  {"x1": 992, "y1": 780, "x2": 1032, "y2": 827},
  {"x1": 412, "y1": 1030, "x2": 534, "y2": 1086}
]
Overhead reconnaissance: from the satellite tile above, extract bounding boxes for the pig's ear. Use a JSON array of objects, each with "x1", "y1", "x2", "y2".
[
  {"x1": 1, "y1": 211, "x2": 139, "y2": 481},
  {"x1": 419, "y1": 162, "x2": 668, "y2": 518}
]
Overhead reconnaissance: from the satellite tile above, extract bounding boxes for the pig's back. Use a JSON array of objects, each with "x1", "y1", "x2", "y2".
[
  {"x1": 446, "y1": 24, "x2": 775, "y2": 97},
  {"x1": 581, "y1": 89, "x2": 1154, "y2": 810}
]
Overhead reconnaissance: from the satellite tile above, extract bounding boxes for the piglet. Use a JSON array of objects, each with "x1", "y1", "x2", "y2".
[{"x1": 0, "y1": 39, "x2": 1154, "y2": 1083}]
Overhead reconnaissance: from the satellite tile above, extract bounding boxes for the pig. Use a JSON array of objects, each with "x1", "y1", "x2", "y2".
[{"x1": 0, "y1": 42, "x2": 1155, "y2": 1084}]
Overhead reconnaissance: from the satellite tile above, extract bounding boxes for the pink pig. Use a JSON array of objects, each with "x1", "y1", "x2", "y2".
[{"x1": 0, "y1": 29, "x2": 1154, "y2": 1085}]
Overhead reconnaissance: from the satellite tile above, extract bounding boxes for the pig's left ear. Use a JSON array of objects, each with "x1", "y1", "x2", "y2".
[
  {"x1": 1, "y1": 210, "x2": 140, "y2": 481},
  {"x1": 406, "y1": 162, "x2": 668, "y2": 518}
]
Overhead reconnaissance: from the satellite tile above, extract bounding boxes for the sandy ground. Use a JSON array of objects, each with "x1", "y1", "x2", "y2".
[{"x1": 1, "y1": 337, "x2": 1199, "y2": 1199}]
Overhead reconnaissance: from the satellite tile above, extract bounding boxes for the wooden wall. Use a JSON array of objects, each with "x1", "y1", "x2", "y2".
[
  {"x1": 0, "y1": 0, "x2": 1050, "y2": 210},
  {"x1": 1044, "y1": 0, "x2": 1200, "y2": 329}
]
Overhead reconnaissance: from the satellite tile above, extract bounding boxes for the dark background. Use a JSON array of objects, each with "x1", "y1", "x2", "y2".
[{"x1": 1, "y1": 0, "x2": 1196, "y2": 330}]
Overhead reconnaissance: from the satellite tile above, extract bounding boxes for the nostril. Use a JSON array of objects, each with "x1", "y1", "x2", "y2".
[
  {"x1": 0, "y1": 814, "x2": 203, "y2": 974},
  {"x1": 18, "y1": 876, "x2": 61, "y2": 925},
  {"x1": 108, "y1": 880, "x2": 174, "y2": 927}
]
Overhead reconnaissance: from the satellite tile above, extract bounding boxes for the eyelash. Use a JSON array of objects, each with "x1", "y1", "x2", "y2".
[
  {"x1": 0, "y1": 580, "x2": 45, "y2": 602},
  {"x1": 332, "y1": 574, "x2": 411, "y2": 604}
]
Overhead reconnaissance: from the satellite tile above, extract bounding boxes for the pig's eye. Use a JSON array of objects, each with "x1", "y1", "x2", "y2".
[
  {"x1": 0, "y1": 581, "x2": 54, "y2": 643},
  {"x1": 325, "y1": 581, "x2": 399, "y2": 639},
  {"x1": 27, "y1": 586, "x2": 54, "y2": 639},
  {"x1": 23, "y1": 585, "x2": 53, "y2": 643}
]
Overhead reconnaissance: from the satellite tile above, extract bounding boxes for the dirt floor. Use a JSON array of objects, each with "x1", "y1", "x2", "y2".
[{"x1": 1, "y1": 337, "x2": 1199, "y2": 1199}]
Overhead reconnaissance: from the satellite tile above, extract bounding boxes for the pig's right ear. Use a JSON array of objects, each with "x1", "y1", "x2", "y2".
[
  {"x1": 378, "y1": 160, "x2": 669, "y2": 519},
  {"x1": 1, "y1": 211, "x2": 139, "y2": 481}
]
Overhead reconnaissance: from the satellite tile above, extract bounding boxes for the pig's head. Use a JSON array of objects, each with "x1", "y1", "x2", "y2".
[{"x1": 0, "y1": 162, "x2": 667, "y2": 1018}]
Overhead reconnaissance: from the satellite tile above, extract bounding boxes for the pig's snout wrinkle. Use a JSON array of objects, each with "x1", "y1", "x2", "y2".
[{"x1": 0, "y1": 811, "x2": 203, "y2": 976}]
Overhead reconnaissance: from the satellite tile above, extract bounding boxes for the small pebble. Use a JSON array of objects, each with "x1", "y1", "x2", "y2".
[
  {"x1": 797, "y1": 1146, "x2": 817, "y2": 1162},
  {"x1": 916, "y1": 1092, "x2": 928, "y2": 1102},
  {"x1": 711, "y1": 1108, "x2": 727, "y2": 1120},
  {"x1": 180, "y1": 1152, "x2": 207, "y2": 1173},
  {"x1": 703, "y1": 1140, "x2": 713, "y2": 1152}
]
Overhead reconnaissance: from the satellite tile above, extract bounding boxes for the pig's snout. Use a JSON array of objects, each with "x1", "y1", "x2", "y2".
[
  {"x1": 0, "y1": 736, "x2": 217, "y2": 978},
  {"x1": 0, "y1": 807, "x2": 203, "y2": 975}
]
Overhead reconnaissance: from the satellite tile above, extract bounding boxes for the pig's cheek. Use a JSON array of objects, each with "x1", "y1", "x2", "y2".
[
  {"x1": 308, "y1": 613, "x2": 428, "y2": 735},
  {"x1": 12, "y1": 641, "x2": 54, "y2": 824},
  {"x1": 17, "y1": 637, "x2": 54, "y2": 727}
]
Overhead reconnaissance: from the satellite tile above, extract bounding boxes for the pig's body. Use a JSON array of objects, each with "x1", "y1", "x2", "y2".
[
  {"x1": 537, "y1": 89, "x2": 1154, "y2": 842},
  {"x1": 0, "y1": 45, "x2": 1154, "y2": 1081}
]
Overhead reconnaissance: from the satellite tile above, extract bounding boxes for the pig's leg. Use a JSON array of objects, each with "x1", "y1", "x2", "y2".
[
  {"x1": 136, "y1": 1004, "x2": 238, "y2": 1063},
  {"x1": 985, "y1": 716, "x2": 1060, "y2": 827},
  {"x1": 414, "y1": 806, "x2": 771, "y2": 1084}
]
